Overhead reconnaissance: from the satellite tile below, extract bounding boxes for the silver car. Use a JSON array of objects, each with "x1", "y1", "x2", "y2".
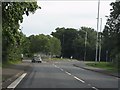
[{"x1": 32, "y1": 56, "x2": 42, "y2": 63}]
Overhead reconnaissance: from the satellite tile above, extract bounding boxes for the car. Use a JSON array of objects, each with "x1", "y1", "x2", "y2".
[{"x1": 32, "y1": 56, "x2": 42, "y2": 63}]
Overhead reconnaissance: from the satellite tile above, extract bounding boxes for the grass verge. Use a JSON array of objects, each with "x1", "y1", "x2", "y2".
[
  {"x1": 86, "y1": 62, "x2": 118, "y2": 72},
  {"x1": 2, "y1": 60, "x2": 21, "y2": 68}
]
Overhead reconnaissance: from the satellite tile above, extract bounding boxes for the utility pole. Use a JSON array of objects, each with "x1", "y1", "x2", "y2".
[
  {"x1": 84, "y1": 31, "x2": 87, "y2": 61},
  {"x1": 95, "y1": 0, "x2": 100, "y2": 62},
  {"x1": 98, "y1": 18, "x2": 102, "y2": 62}
]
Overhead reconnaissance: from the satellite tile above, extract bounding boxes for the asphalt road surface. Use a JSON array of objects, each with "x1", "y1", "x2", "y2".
[{"x1": 16, "y1": 60, "x2": 118, "y2": 89}]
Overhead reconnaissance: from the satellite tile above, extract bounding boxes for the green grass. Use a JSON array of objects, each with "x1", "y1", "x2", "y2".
[
  {"x1": 86, "y1": 62, "x2": 118, "y2": 72},
  {"x1": 2, "y1": 60, "x2": 21, "y2": 68}
]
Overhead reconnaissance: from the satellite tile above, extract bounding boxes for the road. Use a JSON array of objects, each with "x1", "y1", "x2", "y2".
[{"x1": 15, "y1": 60, "x2": 118, "y2": 89}]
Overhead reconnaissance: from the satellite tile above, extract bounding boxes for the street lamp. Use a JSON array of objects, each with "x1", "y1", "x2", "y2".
[
  {"x1": 98, "y1": 18, "x2": 102, "y2": 62},
  {"x1": 95, "y1": 0, "x2": 100, "y2": 62}
]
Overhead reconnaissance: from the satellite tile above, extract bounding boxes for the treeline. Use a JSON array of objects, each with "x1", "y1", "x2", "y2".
[
  {"x1": 51, "y1": 27, "x2": 97, "y2": 60},
  {"x1": 23, "y1": 34, "x2": 61, "y2": 58}
]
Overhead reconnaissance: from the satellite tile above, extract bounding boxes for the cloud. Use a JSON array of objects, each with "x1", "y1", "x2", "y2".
[{"x1": 21, "y1": 0, "x2": 115, "y2": 36}]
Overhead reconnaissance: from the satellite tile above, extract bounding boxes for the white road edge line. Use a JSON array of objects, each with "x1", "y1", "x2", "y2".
[
  {"x1": 73, "y1": 76, "x2": 85, "y2": 83},
  {"x1": 7, "y1": 73, "x2": 27, "y2": 88}
]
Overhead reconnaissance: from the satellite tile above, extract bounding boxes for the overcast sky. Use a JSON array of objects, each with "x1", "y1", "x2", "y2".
[{"x1": 20, "y1": 0, "x2": 115, "y2": 36}]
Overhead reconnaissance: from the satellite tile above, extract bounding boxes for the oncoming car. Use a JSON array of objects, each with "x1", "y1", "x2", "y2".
[{"x1": 32, "y1": 56, "x2": 42, "y2": 63}]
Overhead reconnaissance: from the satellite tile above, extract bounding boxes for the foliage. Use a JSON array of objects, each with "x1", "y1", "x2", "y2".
[
  {"x1": 2, "y1": 1, "x2": 40, "y2": 62},
  {"x1": 49, "y1": 36, "x2": 61, "y2": 56},
  {"x1": 28, "y1": 34, "x2": 61, "y2": 57},
  {"x1": 52, "y1": 27, "x2": 78, "y2": 58},
  {"x1": 103, "y1": 1, "x2": 120, "y2": 66},
  {"x1": 51, "y1": 27, "x2": 97, "y2": 60}
]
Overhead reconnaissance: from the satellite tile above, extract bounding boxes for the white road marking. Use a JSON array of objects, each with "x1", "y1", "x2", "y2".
[
  {"x1": 54, "y1": 65, "x2": 57, "y2": 67},
  {"x1": 65, "y1": 71, "x2": 71, "y2": 75},
  {"x1": 88, "y1": 84, "x2": 91, "y2": 86},
  {"x1": 7, "y1": 73, "x2": 27, "y2": 88},
  {"x1": 92, "y1": 86, "x2": 99, "y2": 90},
  {"x1": 53, "y1": 64, "x2": 61, "y2": 69},
  {"x1": 73, "y1": 76, "x2": 85, "y2": 83},
  {"x1": 53, "y1": 64, "x2": 99, "y2": 90},
  {"x1": 60, "y1": 68, "x2": 64, "y2": 71}
]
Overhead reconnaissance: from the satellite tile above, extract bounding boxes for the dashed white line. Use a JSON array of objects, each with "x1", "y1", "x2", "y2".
[
  {"x1": 92, "y1": 86, "x2": 99, "y2": 90},
  {"x1": 7, "y1": 73, "x2": 27, "y2": 88},
  {"x1": 60, "y1": 68, "x2": 64, "y2": 71},
  {"x1": 54, "y1": 65, "x2": 57, "y2": 67},
  {"x1": 73, "y1": 76, "x2": 85, "y2": 83},
  {"x1": 65, "y1": 71, "x2": 72, "y2": 76},
  {"x1": 53, "y1": 64, "x2": 99, "y2": 90},
  {"x1": 88, "y1": 84, "x2": 91, "y2": 86}
]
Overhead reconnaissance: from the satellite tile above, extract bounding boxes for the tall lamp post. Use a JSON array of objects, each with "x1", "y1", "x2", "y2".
[
  {"x1": 98, "y1": 18, "x2": 102, "y2": 62},
  {"x1": 95, "y1": 0, "x2": 100, "y2": 62}
]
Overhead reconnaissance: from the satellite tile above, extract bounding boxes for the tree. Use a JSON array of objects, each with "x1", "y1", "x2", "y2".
[
  {"x1": 49, "y1": 36, "x2": 61, "y2": 56},
  {"x1": 28, "y1": 34, "x2": 61, "y2": 57},
  {"x1": 51, "y1": 27, "x2": 78, "y2": 58},
  {"x1": 51, "y1": 27, "x2": 97, "y2": 60},
  {"x1": 103, "y1": 1, "x2": 120, "y2": 67},
  {"x1": 73, "y1": 27, "x2": 97, "y2": 60},
  {"x1": 2, "y1": 1, "x2": 40, "y2": 62}
]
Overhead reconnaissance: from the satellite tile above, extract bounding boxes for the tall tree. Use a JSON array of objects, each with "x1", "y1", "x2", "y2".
[
  {"x1": 51, "y1": 27, "x2": 97, "y2": 60},
  {"x1": 103, "y1": 1, "x2": 120, "y2": 66},
  {"x1": 28, "y1": 34, "x2": 61, "y2": 57},
  {"x1": 51, "y1": 27, "x2": 78, "y2": 58},
  {"x1": 2, "y1": 1, "x2": 40, "y2": 62}
]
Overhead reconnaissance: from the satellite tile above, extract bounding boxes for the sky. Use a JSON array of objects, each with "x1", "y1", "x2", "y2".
[{"x1": 20, "y1": 0, "x2": 115, "y2": 36}]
